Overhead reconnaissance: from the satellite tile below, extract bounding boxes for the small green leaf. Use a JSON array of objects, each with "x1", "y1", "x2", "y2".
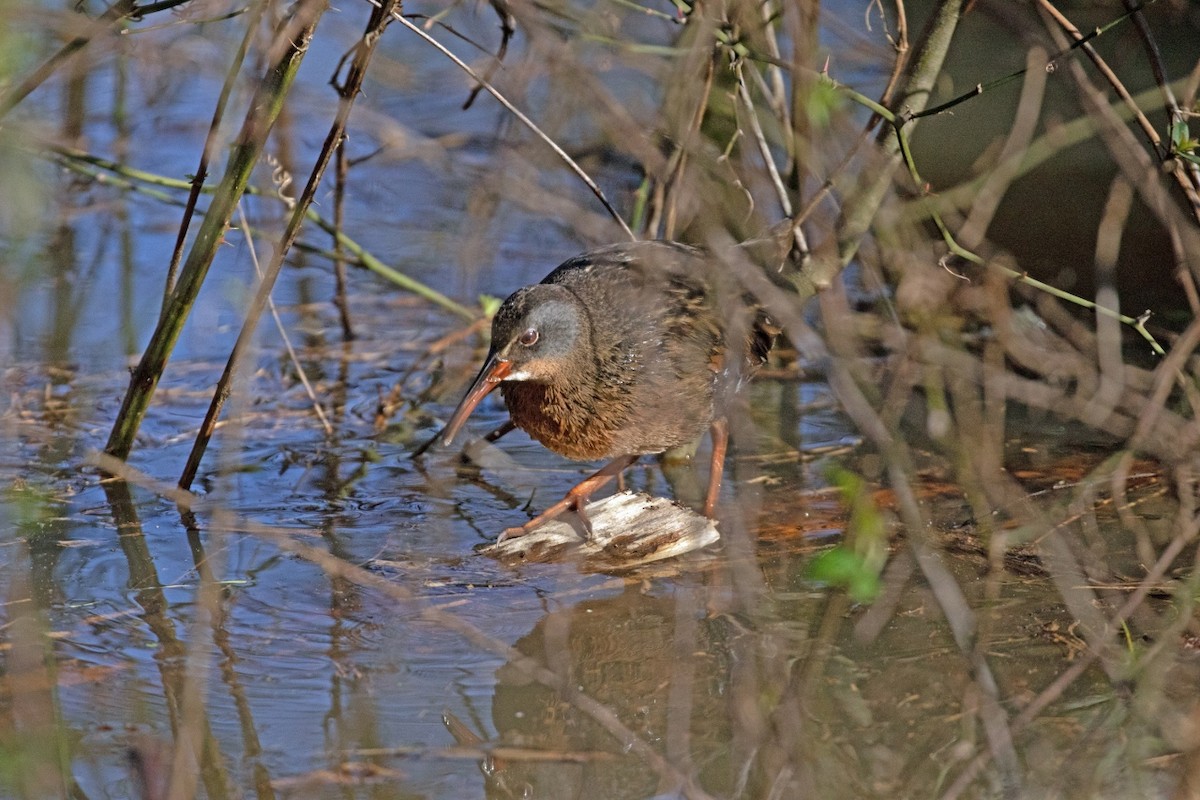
[
  {"x1": 808, "y1": 547, "x2": 860, "y2": 583},
  {"x1": 5, "y1": 482, "x2": 58, "y2": 543},
  {"x1": 808, "y1": 464, "x2": 889, "y2": 603},
  {"x1": 807, "y1": 547, "x2": 881, "y2": 602},
  {"x1": 1170, "y1": 119, "x2": 1189, "y2": 148}
]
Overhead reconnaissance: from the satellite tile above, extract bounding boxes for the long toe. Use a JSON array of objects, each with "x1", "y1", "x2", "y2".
[
  {"x1": 572, "y1": 500, "x2": 594, "y2": 539},
  {"x1": 497, "y1": 525, "x2": 530, "y2": 543}
]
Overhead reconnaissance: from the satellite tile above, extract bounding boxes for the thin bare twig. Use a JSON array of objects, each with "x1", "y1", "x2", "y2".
[
  {"x1": 0, "y1": 0, "x2": 155, "y2": 119},
  {"x1": 235, "y1": 202, "x2": 333, "y2": 436},
  {"x1": 162, "y1": 0, "x2": 268, "y2": 315},
  {"x1": 104, "y1": 0, "x2": 328, "y2": 462},
  {"x1": 389, "y1": 8, "x2": 636, "y2": 242},
  {"x1": 1036, "y1": 0, "x2": 1200, "y2": 222},
  {"x1": 1122, "y1": 0, "x2": 1200, "y2": 212},
  {"x1": 734, "y1": 59, "x2": 793, "y2": 218},
  {"x1": 178, "y1": 0, "x2": 374, "y2": 489}
]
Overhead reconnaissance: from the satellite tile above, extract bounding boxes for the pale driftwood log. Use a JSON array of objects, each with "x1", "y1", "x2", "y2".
[{"x1": 481, "y1": 491, "x2": 719, "y2": 569}]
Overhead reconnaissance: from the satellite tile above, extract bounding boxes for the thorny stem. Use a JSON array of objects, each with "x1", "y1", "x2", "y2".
[
  {"x1": 910, "y1": 0, "x2": 1161, "y2": 122},
  {"x1": 1035, "y1": 0, "x2": 1165, "y2": 157},
  {"x1": 1037, "y1": 0, "x2": 1200, "y2": 222},
  {"x1": 824, "y1": 73, "x2": 1167, "y2": 357},
  {"x1": 1124, "y1": 0, "x2": 1200, "y2": 188}
]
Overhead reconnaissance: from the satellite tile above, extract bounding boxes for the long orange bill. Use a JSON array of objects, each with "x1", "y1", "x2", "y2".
[{"x1": 441, "y1": 354, "x2": 513, "y2": 446}]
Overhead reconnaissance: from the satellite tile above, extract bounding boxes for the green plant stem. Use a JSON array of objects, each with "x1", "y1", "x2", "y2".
[
  {"x1": 797, "y1": 0, "x2": 967, "y2": 298},
  {"x1": 104, "y1": 1, "x2": 327, "y2": 461},
  {"x1": 909, "y1": 0, "x2": 1160, "y2": 122},
  {"x1": 896, "y1": 126, "x2": 1165, "y2": 354},
  {"x1": 48, "y1": 147, "x2": 475, "y2": 319},
  {"x1": 178, "y1": 0, "x2": 398, "y2": 489},
  {"x1": 914, "y1": 79, "x2": 1190, "y2": 218},
  {"x1": 306, "y1": 215, "x2": 475, "y2": 319}
]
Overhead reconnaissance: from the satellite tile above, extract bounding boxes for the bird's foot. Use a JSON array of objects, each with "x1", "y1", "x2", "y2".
[
  {"x1": 494, "y1": 455, "x2": 637, "y2": 543},
  {"x1": 497, "y1": 492, "x2": 594, "y2": 543}
]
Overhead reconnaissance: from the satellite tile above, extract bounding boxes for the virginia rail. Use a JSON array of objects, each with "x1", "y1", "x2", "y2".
[{"x1": 441, "y1": 240, "x2": 775, "y2": 540}]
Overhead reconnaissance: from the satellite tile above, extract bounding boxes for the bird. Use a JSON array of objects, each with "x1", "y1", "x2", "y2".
[{"x1": 439, "y1": 240, "x2": 776, "y2": 541}]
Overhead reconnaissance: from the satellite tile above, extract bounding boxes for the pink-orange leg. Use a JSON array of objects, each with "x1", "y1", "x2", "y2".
[
  {"x1": 499, "y1": 454, "x2": 639, "y2": 542},
  {"x1": 704, "y1": 418, "x2": 729, "y2": 517}
]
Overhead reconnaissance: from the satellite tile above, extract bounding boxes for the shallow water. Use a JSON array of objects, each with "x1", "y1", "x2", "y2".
[
  {"x1": 2, "y1": 2, "x2": 1198, "y2": 799},
  {"x1": 3, "y1": 287, "x2": 1175, "y2": 798}
]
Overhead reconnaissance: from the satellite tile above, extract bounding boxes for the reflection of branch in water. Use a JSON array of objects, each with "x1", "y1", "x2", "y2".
[
  {"x1": 90, "y1": 452, "x2": 718, "y2": 800},
  {"x1": 100, "y1": 478, "x2": 238, "y2": 800}
]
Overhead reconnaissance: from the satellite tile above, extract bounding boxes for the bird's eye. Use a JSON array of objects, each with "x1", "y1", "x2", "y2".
[{"x1": 519, "y1": 328, "x2": 539, "y2": 347}]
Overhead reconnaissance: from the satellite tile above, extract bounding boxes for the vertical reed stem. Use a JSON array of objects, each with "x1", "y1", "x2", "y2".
[{"x1": 104, "y1": 1, "x2": 327, "y2": 461}]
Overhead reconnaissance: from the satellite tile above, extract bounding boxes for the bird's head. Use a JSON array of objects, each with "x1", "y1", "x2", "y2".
[{"x1": 441, "y1": 284, "x2": 588, "y2": 446}]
